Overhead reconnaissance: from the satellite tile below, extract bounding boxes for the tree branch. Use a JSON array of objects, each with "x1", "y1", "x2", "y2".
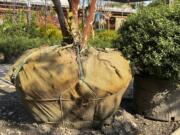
[
  {"x1": 52, "y1": 0, "x2": 73, "y2": 44},
  {"x1": 68, "y1": 0, "x2": 80, "y2": 43},
  {"x1": 82, "y1": 0, "x2": 96, "y2": 47}
]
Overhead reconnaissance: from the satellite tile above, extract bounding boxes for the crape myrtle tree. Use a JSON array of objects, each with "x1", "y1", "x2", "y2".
[{"x1": 52, "y1": 0, "x2": 96, "y2": 48}]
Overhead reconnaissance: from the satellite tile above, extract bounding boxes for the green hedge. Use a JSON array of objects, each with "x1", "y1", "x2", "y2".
[
  {"x1": 115, "y1": 5, "x2": 180, "y2": 80},
  {"x1": 37, "y1": 24, "x2": 63, "y2": 45},
  {"x1": 0, "y1": 37, "x2": 43, "y2": 62},
  {"x1": 88, "y1": 30, "x2": 118, "y2": 48}
]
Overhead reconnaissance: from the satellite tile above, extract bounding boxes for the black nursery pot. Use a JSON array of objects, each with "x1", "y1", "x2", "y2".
[{"x1": 134, "y1": 75, "x2": 180, "y2": 121}]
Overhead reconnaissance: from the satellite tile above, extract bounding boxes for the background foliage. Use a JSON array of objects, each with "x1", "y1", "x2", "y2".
[
  {"x1": 88, "y1": 30, "x2": 118, "y2": 48},
  {"x1": 115, "y1": 5, "x2": 180, "y2": 80},
  {"x1": 0, "y1": 11, "x2": 62, "y2": 62},
  {"x1": 0, "y1": 10, "x2": 117, "y2": 62}
]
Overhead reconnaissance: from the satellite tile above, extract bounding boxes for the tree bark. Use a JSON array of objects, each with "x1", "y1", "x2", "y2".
[
  {"x1": 82, "y1": 0, "x2": 97, "y2": 47},
  {"x1": 52, "y1": 0, "x2": 73, "y2": 44},
  {"x1": 68, "y1": 0, "x2": 80, "y2": 43},
  {"x1": 52, "y1": 0, "x2": 96, "y2": 48}
]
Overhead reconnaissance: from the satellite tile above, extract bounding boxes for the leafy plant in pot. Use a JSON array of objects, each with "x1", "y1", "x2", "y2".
[{"x1": 115, "y1": 5, "x2": 180, "y2": 121}]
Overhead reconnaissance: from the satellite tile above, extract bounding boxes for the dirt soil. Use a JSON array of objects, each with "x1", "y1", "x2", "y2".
[{"x1": 0, "y1": 64, "x2": 179, "y2": 135}]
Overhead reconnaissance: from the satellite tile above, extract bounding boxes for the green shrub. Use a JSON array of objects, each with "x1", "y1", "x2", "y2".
[
  {"x1": 0, "y1": 11, "x2": 39, "y2": 38},
  {"x1": 0, "y1": 36, "x2": 43, "y2": 62},
  {"x1": 149, "y1": 0, "x2": 180, "y2": 7},
  {"x1": 148, "y1": 0, "x2": 167, "y2": 7},
  {"x1": 0, "y1": 11, "x2": 63, "y2": 62},
  {"x1": 115, "y1": 5, "x2": 180, "y2": 80},
  {"x1": 88, "y1": 30, "x2": 118, "y2": 48},
  {"x1": 37, "y1": 24, "x2": 63, "y2": 45}
]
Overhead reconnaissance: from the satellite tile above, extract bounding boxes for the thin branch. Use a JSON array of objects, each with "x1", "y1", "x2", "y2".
[
  {"x1": 82, "y1": 0, "x2": 86, "y2": 26},
  {"x1": 82, "y1": 0, "x2": 97, "y2": 48}
]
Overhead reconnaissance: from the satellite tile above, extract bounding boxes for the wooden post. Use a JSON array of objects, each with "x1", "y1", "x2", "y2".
[
  {"x1": 27, "y1": 0, "x2": 31, "y2": 26},
  {"x1": 13, "y1": 0, "x2": 16, "y2": 24}
]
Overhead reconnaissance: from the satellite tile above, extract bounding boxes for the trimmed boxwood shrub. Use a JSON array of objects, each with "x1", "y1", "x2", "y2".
[{"x1": 115, "y1": 5, "x2": 180, "y2": 80}]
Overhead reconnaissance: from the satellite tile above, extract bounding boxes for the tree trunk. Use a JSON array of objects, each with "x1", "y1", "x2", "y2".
[
  {"x1": 52, "y1": 0, "x2": 73, "y2": 44},
  {"x1": 52, "y1": 0, "x2": 96, "y2": 48},
  {"x1": 69, "y1": 0, "x2": 80, "y2": 43},
  {"x1": 82, "y1": 0, "x2": 96, "y2": 48}
]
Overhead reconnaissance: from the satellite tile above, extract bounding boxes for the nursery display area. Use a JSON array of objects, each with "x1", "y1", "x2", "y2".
[{"x1": 0, "y1": 0, "x2": 179, "y2": 135}]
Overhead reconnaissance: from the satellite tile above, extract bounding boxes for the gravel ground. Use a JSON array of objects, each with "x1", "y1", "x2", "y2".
[{"x1": 0, "y1": 64, "x2": 179, "y2": 135}]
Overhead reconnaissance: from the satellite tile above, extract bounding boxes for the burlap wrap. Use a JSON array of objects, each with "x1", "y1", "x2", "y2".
[{"x1": 7, "y1": 45, "x2": 132, "y2": 128}]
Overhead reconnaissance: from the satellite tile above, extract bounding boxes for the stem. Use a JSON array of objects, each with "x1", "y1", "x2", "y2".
[
  {"x1": 82, "y1": 0, "x2": 97, "y2": 48},
  {"x1": 69, "y1": 0, "x2": 80, "y2": 43},
  {"x1": 82, "y1": 0, "x2": 85, "y2": 26}
]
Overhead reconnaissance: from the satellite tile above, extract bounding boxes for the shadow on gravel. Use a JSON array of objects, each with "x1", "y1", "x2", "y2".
[
  {"x1": 121, "y1": 99, "x2": 135, "y2": 114},
  {"x1": 0, "y1": 89, "x2": 34, "y2": 124}
]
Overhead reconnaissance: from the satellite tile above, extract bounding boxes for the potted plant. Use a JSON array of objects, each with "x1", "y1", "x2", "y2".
[{"x1": 115, "y1": 4, "x2": 180, "y2": 121}]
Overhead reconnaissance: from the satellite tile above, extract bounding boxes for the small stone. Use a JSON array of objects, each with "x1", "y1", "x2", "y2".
[
  {"x1": 32, "y1": 123, "x2": 38, "y2": 128},
  {"x1": 124, "y1": 123, "x2": 131, "y2": 132},
  {"x1": 40, "y1": 124, "x2": 51, "y2": 133},
  {"x1": 8, "y1": 112, "x2": 14, "y2": 116},
  {"x1": 101, "y1": 126, "x2": 114, "y2": 135},
  {"x1": 0, "y1": 52, "x2": 4, "y2": 63}
]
